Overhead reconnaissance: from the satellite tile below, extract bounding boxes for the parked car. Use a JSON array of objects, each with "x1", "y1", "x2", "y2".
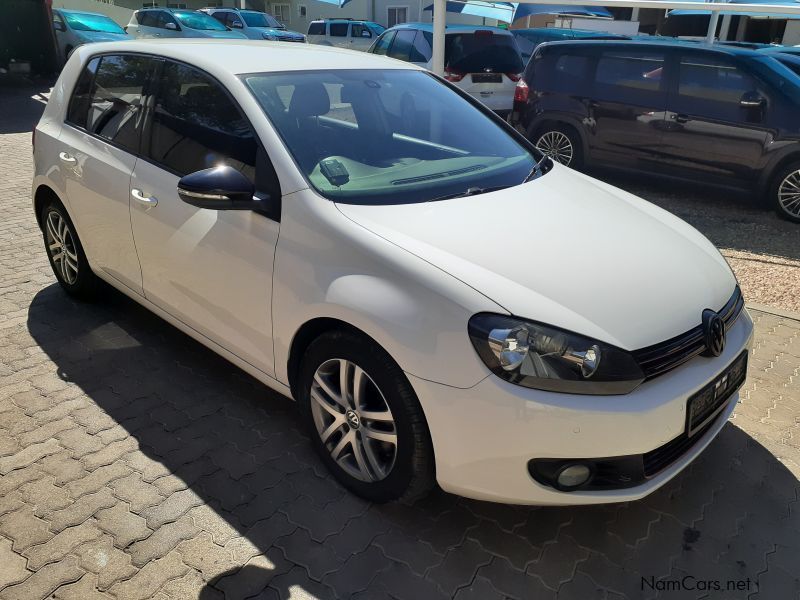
[
  {"x1": 34, "y1": 40, "x2": 752, "y2": 505},
  {"x1": 126, "y1": 8, "x2": 248, "y2": 39},
  {"x1": 52, "y1": 9, "x2": 128, "y2": 63},
  {"x1": 201, "y1": 8, "x2": 305, "y2": 42},
  {"x1": 306, "y1": 18, "x2": 385, "y2": 51},
  {"x1": 368, "y1": 23, "x2": 524, "y2": 116},
  {"x1": 758, "y1": 45, "x2": 800, "y2": 57},
  {"x1": 513, "y1": 27, "x2": 629, "y2": 64},
  {"x1": 509, "y1": 40, "x2": 800, "y2": 222}
]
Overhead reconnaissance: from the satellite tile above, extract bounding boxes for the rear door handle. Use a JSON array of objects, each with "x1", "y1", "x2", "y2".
[
  {"x1": 131, "y1": 188, "x2": 158, "y2": 208},
  {"x1": 58, "y1": 152, "x2": 77, "y2": 165}
]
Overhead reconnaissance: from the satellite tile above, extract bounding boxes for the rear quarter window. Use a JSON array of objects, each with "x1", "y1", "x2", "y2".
[{"x1": 308, "y1": 22, "x2": 324, "y2": 35}]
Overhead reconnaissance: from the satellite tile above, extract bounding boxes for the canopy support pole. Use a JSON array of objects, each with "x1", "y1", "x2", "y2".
[
  {"x1": 433, "y1": 0, "x2": 446, "y2": 75},
  {"x1": 706, "y1": 8, "x2": 720, "y2": 42}
]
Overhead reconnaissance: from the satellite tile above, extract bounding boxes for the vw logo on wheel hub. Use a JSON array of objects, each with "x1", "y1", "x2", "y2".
[
  {"x1": 702, "y1": 309, "x2": 726, "y2": 357},
  {"x1": 345, "y1": 410, "x2": 361, "y2": 430}
]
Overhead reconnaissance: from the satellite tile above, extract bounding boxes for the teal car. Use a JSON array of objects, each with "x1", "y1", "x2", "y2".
[{"x1": 52, "y1": 9, "x2": 128, "y2": 64}]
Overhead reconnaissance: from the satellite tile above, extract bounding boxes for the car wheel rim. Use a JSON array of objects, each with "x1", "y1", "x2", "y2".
[
  {"x1": 536, "y1": 131, "x2": 573, "y2": 165},
  {"x1": 45, "y1": 210, "x2": 79, "y2": 285},
  {"x1": 310, "y1": 358, "x2": 398, "y2": 482},
  {"x1": 778, "y1": 170, "x2": 800, "y2": 218}
]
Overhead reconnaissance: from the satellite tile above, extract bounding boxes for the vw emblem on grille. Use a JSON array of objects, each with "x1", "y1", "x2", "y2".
[{"x1": 702, "y1": 309, "x2": 726, "y2": 357}]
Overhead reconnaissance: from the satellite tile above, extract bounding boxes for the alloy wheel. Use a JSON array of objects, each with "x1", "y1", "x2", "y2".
[
  {"x1": 45, "y1": 210, "x2": 79, "y2": 285},
  {"x1": 778, "y1": 169, "x2": 800, "y2": 218},
  {"x1": 535, "y1": 131, "x2": 574, "y2": 166},
  {"x1": 310, "y1": 358, "x2": 398, "y2": 482}
]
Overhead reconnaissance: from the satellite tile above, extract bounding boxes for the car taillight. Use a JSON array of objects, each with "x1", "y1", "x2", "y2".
[
  {"x1": 507, "y1": 73, "x2": 522, "y2": 82},
  {"x1": 444, "y1": 69, "x2": 464, "y2": 82},
  {"x1": 514, "y1": 79, "x2": 529, "y2": 103}
]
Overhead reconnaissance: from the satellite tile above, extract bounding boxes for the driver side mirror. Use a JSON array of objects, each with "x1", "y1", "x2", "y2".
[
  {"x1": 165, "y1": 22, "x2": 178, "y2": 30},
  {"x1": 53, "y1": 20, "x2": 66, "y2": 32},
  {"x1": 740, "y1": 91, "x2": 765, "y2": 108},
  {"x1": 361, "y1": 30, "x2": 371, "y2": 38},
  {"x1": 177, "y1": 166, "x2": 260, "y2": 210},
  {"x1": 232, "y1": 20, "x2": 243, "y2": 28}
]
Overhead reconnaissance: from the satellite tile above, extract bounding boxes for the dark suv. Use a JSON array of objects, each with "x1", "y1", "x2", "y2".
[{"x1": 509, "y1": 40, "x2": 800, "y2": 222}]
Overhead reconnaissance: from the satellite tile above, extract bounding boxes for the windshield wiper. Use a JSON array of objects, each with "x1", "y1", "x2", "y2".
[
  {"x1": 427, "y1": 185, "x2": 510, "y2": 202},
  {"x1": 522, "y1": 153, "x2": 550, "y2": 184}
]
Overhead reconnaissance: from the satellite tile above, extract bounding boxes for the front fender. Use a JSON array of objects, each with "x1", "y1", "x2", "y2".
[{"x1": 272, "y1": 189, "x2": 504, "y2": 389}]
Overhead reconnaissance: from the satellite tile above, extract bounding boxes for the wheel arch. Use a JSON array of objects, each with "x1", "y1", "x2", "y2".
[
  {"x1": 33, "y1": 184, "x2": 65, "y2": 230},
  {"x1": 758, "y1": 149, "x2": 800, "y2": 195}
]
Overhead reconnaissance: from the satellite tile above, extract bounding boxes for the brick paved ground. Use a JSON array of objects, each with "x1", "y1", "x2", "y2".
[{"x1": 1, "y1": 83, "x2": 798, "y2": 600}]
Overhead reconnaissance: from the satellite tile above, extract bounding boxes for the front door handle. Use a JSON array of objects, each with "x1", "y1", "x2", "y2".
[
  {"x1": 58, "y1": 151, "x2": 77, "y2": 165},
  {"x1": 131, "y1": 188, "x2": 158, "y2": 208}
]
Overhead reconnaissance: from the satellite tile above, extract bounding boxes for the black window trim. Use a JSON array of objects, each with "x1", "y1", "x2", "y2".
[{"x1": 62, "y1": 51, "x2": 281, "y2": 216}]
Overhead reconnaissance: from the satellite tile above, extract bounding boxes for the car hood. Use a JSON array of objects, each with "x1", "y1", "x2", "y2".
[
  {"x1": 335, "y1": 165, "x2": 736, "y2": 351},
  {"x1": 253, "y1": 26, "x2": 304, "y2": 39}
]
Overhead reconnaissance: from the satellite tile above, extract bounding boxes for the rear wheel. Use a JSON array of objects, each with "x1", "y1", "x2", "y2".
[
  {"x1": 41, "y1": 198, "x2": 98, "y2": 300},
  {"x1": 298, "y1": 330, "x2": 435, "y2": 503},
  {"x1": 532, "y1": 123, "x2": 582, "y2": 169},
  {"x1": 769, "y1": 161, "x2": 800, "y2": 223}
]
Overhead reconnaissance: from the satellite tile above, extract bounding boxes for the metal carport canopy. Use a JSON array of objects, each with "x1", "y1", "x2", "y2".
[{"x1": 430, "y1": 0, "x2": 800, "y2": 74}]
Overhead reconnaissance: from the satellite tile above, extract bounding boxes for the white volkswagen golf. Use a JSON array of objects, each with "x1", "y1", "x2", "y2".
[{"x1": 33, "y1": 40, "x2": 753, "y2": 505}]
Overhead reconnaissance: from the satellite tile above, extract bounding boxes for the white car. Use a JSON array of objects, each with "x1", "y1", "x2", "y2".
[
  {"x1": 33, "y1": 40, "x2": 753, "y2": 505},
  {"x1": 306, "y1": 19, "x2": 385, "y2": 51},
  {"x1": 368, "y1": 23, "x2": 524, "y2": 116}
]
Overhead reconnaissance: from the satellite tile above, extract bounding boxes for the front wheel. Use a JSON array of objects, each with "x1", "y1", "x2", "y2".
[
  {"x1": 41, "y1": 199, "x2": 98, "y2": 299},
  {"x1": 298, "y1": 331, "x2": 435, "y2": 503},
  {"x1": 768, "y1": 161, "x2": 800, "y2": 223}
]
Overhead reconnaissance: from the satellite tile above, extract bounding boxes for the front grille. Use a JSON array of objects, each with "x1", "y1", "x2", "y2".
[{"x1": 633, "y1": 287, "x2": 744, "y2": 380}]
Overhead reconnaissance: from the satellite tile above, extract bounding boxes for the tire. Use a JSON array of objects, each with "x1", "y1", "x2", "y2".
[
  {"x1": 768, "y1": 160, "x2": 800, "y2": 223},
  {"x1": 531, "y1": 123, "x2": 583, "y2": 169},
  {"x1": 298, "y1": 330, "x2": 435, "y2": 503},
  {"x1": 40, "y1": 198, "x2": 99, "y2": 300}
]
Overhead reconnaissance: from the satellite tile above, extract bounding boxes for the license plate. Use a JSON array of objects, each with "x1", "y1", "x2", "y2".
[
  {"x1": 686, "y1": 351, "x2": 748, "y2": 436},
  {"x1": 472, "y1": 73, "x2": 502, "y2": 83}
]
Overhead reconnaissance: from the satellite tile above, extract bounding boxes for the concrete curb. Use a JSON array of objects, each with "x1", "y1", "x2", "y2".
[{"x1": 746, "y1": 302, "x2": 800, "y2": 322}]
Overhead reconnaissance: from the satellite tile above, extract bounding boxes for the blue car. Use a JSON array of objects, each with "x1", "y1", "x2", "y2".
[
  {"x1": 52, "y1": 9, "x2": 128, "y2": 64},
  {"x1": 513, "y1": 28, "x2": 629, "y2": 63},
  {"x1": 202, "y1": 8, "x2": 305, "y2": 42}
]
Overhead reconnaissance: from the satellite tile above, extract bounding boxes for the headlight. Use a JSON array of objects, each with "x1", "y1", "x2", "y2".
[{"x1": 468, "y1": 314, "x2": 645, "y2": 395}]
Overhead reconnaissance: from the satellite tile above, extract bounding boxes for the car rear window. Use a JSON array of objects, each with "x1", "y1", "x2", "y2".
[
  {"x1": 445, "y1": 31, "x2": 523, "y2": 75},
  {"x1": 308, "y1": 21, "x2": 325, "y2": 35}
]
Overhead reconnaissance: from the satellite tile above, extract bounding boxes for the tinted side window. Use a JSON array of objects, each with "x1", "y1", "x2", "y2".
[
  {"x1": 308, "y1": 22, "x2": 324, "y2": 35},
  {"x1": 411, "y1": 31, "x2": 431, "y2": 62},
  {"x1": 387, "y1": 30, "x2": 415, "y2": 61},
  {"x1": 209, "y1": 12, "x2": 227, "y2": 25},
  {"x1": 330, "y1": 23, "x2": 348, "y2": 37},
  {"x1": 66, "y1": 57, "x2": 100, "y2": 128},
  {"x1": 351, "y1": 24, "x2": 370, "y2": 38},
  {"x1": 156, "y1": 12, "x2": 177, "y2": 29},
  {"x1": 595, "y1": 51, "x2": 664, "y2": 103},
  {"x1": 146, "y1": 61, "x2": 256, "y2": 178},
  {"x1": 371, "y1": 31, "x2": 395, "y2": 55},
  {"x1": 677, "y1": 54, "x2": 759, "y2": 120},
  {"x1": 83, "y1": 55, "x2": 151, "y2": 153},
  {"x1": 137, "y1": 11, "x2": 157, "y2": 27},
  {"x1": 541, "y1": 52, "x2": 590, "y2": 92}
]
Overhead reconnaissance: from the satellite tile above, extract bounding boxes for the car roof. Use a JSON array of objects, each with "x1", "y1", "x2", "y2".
[
  {"x1": 79, "y1": 39, "x2": 422, "y2": 74},
  {"x1": 538, "y1": 39, "x2": 764, "y2": 56},
  {"x1": 311, "y1": 18, "x2": 377, "y2": 23},
  {"x1": 389, "y1": 22, "x2": 513, "y2": 35}
]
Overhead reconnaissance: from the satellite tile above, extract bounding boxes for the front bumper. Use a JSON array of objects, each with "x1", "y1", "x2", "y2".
[{"x1": 408, "y1": 310, "x2": 754, "y2": 505}]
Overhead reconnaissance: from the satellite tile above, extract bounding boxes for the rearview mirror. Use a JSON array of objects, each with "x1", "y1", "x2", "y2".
[
  {"x1": 177, "y1": 166, "x2": 258, "y2": 210},
  {"x1": 165, "y1": 22, "x2": 178, "y2": 30},
  {"x1": 740, "y1": 91, "x2": 765, "y2": 108}
]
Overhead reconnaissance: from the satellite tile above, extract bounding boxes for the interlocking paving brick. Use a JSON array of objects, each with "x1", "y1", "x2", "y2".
[
  {"x1": 48, "y1": 488, "x2": 117, "y2": 533},
  {"x1": 0, "y1": 556, "x2": 83, "y2": 600},
  {"x1": 159, "y1": 567, "x2": 216, "y2": 600},
  {"x1": 52, "y1": 573, "x2": 113, "y2": 600},
  {"x1": 0, "y1": 505, "x2": 53, "y2": 552},
  {"x1": 18, "y1": 474, "x2": 73, "y2": 519},
  {"x1": 187, "y1": 504, "x2": 242, "y2": 546},
  {"x1": 38, "y1": 451, "x2": 87, "y2": 485},
  {"x1": 140, "y1": 488, "x2": 204, "y2": 529},
  {"x1": 0, "y1": 438, "x2": 61, "y2": 475},
  {"x1": 109, "y1": 471, "x2": 165, "y2": 513},
  {"x1": 467, "y1": 519, "x2": 540, "y2": 571},
  {"x1": 67, "y1": 462, "x2": 132, "y2": 499},
  {"x1": 275, "y1": 527, "x2": 343, "y2": 582},
  {"x1": 269, "y1": 566, "x2": 337, "y2": 600},
  {"x1": 452, "y1": 575, "x2": 505, "y2": 600},
  {"x1": 17, "y1": 416, "x2": 73, "y2": 446},
  {"x1": 214, "y1": 550, "x2": 294, "y2": 598},
  {"x1": 372, "y1": 529, "x2": 443, "y2": 577},
  {"x1": 478, "y1": 558, "x2": 556, "y2": 600},
  {"x1": 23, "y1": 520, "x2": 103, "y2": 570},
  {"x1": 426, "y1": 539, "x2": 493, "y2": 596},
  {"x1": 0, "y1": 537, "x2": 30, "y2": 590},
  {"x1": 107, "y1": 550, "x2": 189, "y2": 600},
  {"x1": 81, "y1": 437, "x2": 138, "y2": 471},
  {"x1": 72, "y1": 535, "x2": 137, "y2": 591},
  {"x1": 323, "y1": 546, "x2": 387, "y2": 596},
  {"x1": 127, "y1": 516, "x2": 201, "y2": 567},
  {"x1": 0, "y1": 490, "x2": 25, "y2": 518},
  {"x1": 177, "y1": 532, "x2": 239, "y2": 582},
  {"x1": 528, "y1": 534, "x2": 590, "y2": 591},
  {"x1": 94, "y1": 503, "x2": 152, "y2": 548},
  {"x1": 371, "y1": 561, "x2": 449, "y2": 600}
]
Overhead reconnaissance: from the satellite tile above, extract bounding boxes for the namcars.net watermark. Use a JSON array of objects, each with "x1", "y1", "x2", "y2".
[{"x1": 642, "y1": 576, "x2": 756, "y2": 593}]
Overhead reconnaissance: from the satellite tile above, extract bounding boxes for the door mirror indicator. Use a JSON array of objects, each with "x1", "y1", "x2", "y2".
[
  {"x1": 740, "y1": 92, "x2": 765, "y2": 108},
  {"x1": 177, "y1": 166, "x2": 259, "y2": 210}
]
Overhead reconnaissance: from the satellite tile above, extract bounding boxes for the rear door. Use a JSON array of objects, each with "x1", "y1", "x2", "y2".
[
  {"x1": 588, "y1": 47, "x2": 668, "y2": 170},
  {"x1": 328, "y1": 21, "x2": 349, "y2": 48},
  {"x1": 58, "y1": 53, "x2": 157, "y2": 295},
  {"x1": 659, "y1": 50, "x2": 770, "y2": 185}
]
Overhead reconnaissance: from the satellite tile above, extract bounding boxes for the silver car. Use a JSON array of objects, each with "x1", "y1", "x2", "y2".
[
  {"x1": 126, "y1": 8, "x2": 248, "y2": 40},
  {"x1": 52, "y1": 9, "x2": 128, "y2": 64}
]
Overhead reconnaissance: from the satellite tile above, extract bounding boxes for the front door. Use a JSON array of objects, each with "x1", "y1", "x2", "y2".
[
  {"x1": 588, "y1": 48, "x2": 668, "y2": 171},
  {"x1": 130, "y1": 59, "x2": 280, "y2": 376},
  {"x1": 659, "y1": 51, "x2": 769, "y2": 185},
  {"x1": 58, "y1": 54, "x2": 155, "y2": 295}
]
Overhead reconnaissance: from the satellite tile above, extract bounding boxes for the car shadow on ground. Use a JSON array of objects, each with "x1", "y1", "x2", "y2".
[
  {"x1": 0, "y1": 80, "x2": 50, "y2": 134},
  {"x1": 26, "y1": 282, "x2": 800, "y2": 599}
]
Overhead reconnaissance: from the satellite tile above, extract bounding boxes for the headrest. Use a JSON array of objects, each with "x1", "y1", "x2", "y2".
[{"x1": 288, "y1": 82, "x2": 330, "y2": 118}]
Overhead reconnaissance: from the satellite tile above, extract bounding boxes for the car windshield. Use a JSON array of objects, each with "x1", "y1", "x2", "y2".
[
  {"x1": 63, "y1": 12, "x2": 125, "y2": 34},
  {"x1": 245, "y1": 69, "x2": 537, "y2": 204},
  {"x1": 369, "y1": 23, "x2": 386, "y2": 34},
  {"x1": 445, "y1": 31, "x2": 523, "y2": 74},
  {"x1": 242, "y1": 11, "x2": 282, "y2": 28},
  {"x1": 174, "y1": 10, "x2": 228, "y2": 31}
]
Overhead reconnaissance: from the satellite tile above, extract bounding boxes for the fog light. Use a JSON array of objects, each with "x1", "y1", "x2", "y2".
[{"x1": 556, "y1": 464, "x2": 592, "y2": 489}]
